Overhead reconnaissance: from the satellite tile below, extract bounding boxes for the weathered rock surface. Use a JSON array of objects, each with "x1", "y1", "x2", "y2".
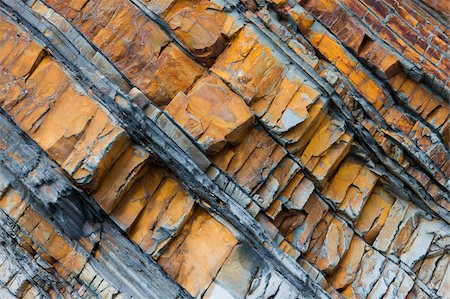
[{"x1": 0, "y1": 0, "x2": 448, "y2": 298}]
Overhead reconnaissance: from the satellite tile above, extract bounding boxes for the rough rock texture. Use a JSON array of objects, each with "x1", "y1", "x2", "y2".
[{"x1": 0, "y1": 0, "x2": 448, "y2": 298}]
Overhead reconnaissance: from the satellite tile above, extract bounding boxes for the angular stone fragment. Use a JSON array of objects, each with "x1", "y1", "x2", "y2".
[
  {"x1": 346, "y1": 248, "x2": 385, "y2": 297},
  {"x1": 325, "y1": 156, "x2": 378, "y2": 220},
  {"x1": 92, "y1": 146, "x2": 149, "y2": 213},
  {"x1": 0, "y1": 20, "x2": 44, "y2": 78},
  {"x1": 387, "y1": 205, "x2": 420, "y2": 256},
  {"x1": 0, "y1": 189, "x2": 27, "y2": 220},
  {"x1": 111, "y1": 166, "x2": 166, "y2": 231},
  {"x1": 355, "y1": 186, "x2": 394, "y2": 244},
  {"x1": 162, "y1": 0, "x2": 230, "y2": 64},
  {"x1": 203, "y1": 244, "x2": 260, "y2": 299},
  {"x1": 258, "y1": 69, "x2": 320, "y2": 134},
  {"x1": 373, "y1": 199, "x2": 409, "y2": 252},
  {"x1": 128, "y1": 176, "x2": 195, "y2": 256},
  {"x1": 305, "y1": 213, "x2": 353, "y2": 273},
  {"x1": 323, "y1": 156, "x2": 364, "y2": 206},
  {"x1": 367, "y1": 260, "x2": 397, "y2": 299},
  {"x1": 400, "y1": 218, "x2": 444, "y2": 268},
  {"x1": 299, "y1": 117, "x2": 353, "y2": 184},
  {"x1": 327, "y1": 236, "x2": 365, "y2": 290},
  {"x1": 0, "y1": 54, "x2": 131, "y2": 192},
  {"x1": 284, "y1": 98, "x2": 328, "y2": 151},
  {"x1": 64, "y1": 0, "x2": 204, "y2": 106},
  {"x1": 158, "y1": 208, "x2": 238, "y2": 297},
  {"x1": 255, "y1": 157, "x2": 300, "y2": 209},
  {"x1": 287, "y1": 193, "x2": 328, "y2": 253},
  {"x1": 383, "y1": 268, "x2": 414, "y2": 299},
  {"x1": 211, "y1": 126, "x2": 286, "y2": 193},
  {"x1": 212, "y1": 26, "x2": 285, "y2": 103},
  {"x1": 166, "y1": 75, "x2": 253, "y2": 153},
  {"x1": 278, "y1": 172, "x2": 315, "y2": 211}
]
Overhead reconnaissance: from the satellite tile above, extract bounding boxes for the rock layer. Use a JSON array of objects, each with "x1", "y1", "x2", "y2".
[{"x1": 0, "y1": 0, "x2": 448, "y2": 298}]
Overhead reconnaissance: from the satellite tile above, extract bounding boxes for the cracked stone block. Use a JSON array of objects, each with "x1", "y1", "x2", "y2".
[
  {"x1": 161, "y1": 0, "x2": 233, "y2": 65},
  {"x1": 344, "y1": 248, "x2": 385, "y2": 298},
  {"x1": 257, "y1": 68, "x2": 320, "y2": 134},
  {"x1": 158, "y1": 208, "x2": 238, "y2": 297},
  {"x1": 299, "y1": 116, "x2": 353, "y2": 185},
  {"x1": 387, "y1": 205, "x2": 421, "y2": 256},
  {"x1": 277, "y1": 172, "x2": 315, "y2": 211},
  {"x1": 211, "y1": 126, "x2": 286, "y2": 193},
  {"x1": 64, "y1": 0, "x2": 204, "y2": 106},
  {"x1": 91, "y1": 145, "x2": 149, "y2": 213},
  {"x1": 372, "y1": 198, "x2": 409, "y2": 253},
  {"x1": 325, "y1": 156, "x2": 378, "y2": 220},
  {"x1": 212, "y1": 26, "x2": 286, "y2": 103},
  {"x1": 129, "y1": 176, "x2": 194, "y2": 256},
  {"x1": 354, "y1": 186, "x2": 394, "y2": 244},
  {"x1": 400, "y1": 218, "x2": 444, "y2": 268},
  {"x1": 0, "y1": 21, "x2": 44, "y2": 78},
  {"x1": 246, "y1": 267, "x2": 305, "y2": 299},
  {"x1": 165, "y1": 75, "x2": 253, "y2": 153},
  {"x1": 111, "y1": 165, "x2": 166, "y2": 231},
  {"x1": 203, "y1": 244, "x2": 261, "y2": 299},
  {"x1": 327, "y1": 235, "x2": 365, "y2": 290},
  {"x1": 255, "y1": 157, "x2": 300, "y2": 209},
  {"x1": 305, "y1": 213, "x2": 354, "y2": 274},
  {"x1": 0, "y1": 52, "x2": 132, "y2": 192},
  {"x1": 0, "y1": 189, "x2": 27, "y2": 220},
  {"x1": 286, "y1": 193, "x2": 329, "y2": 253}
]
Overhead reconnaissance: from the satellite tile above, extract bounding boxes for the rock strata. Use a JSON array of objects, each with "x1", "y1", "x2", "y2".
[{"x1": 0, "y1": 0, "x2": 448, "y2": 298}]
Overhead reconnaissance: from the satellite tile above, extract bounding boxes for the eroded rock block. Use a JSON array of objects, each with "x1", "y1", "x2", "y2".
[
  {"x1": 166, "y1": 75, "x2": 253, "y2": 153},
  {"x1": 299, "y1": 116, "x2": 353, "y2": 184},
  {"x1": 212, "y1": 26, "x2": 286, "y2": 103},
  {"x1": 161, "y1": 0, "x2": 239, "y2": 64},
  {"x1": 211, "y1": 126, "x2": 286, "y2": 193},
  {"x1": 355, "y1": 186, "x2": 394, "y2": 244},
  {"x1": 203, "y1": 244, "x2": 260, "y2": 299},
  {"x1": 129, "y1": 176, "x2": 195, "y2": 256},
  {"x1": 324, "y1": 156, "x2": 378, "y2": 220},
  {"x1": 158, "y1": 208, "x2": 238, "y2": 297},
  {"x1": 305, "y1": 213, "x2": 354, "y2": 273},
  {"x1": 66, "y1": 0, "x2": 204, "y2": 106},
  {"x1": 327, "y1": 236, "x2": 365, "y2": 290}
]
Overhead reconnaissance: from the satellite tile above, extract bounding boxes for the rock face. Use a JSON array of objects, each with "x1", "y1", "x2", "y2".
[{"x1": 0, "y1": 0, "x2": 448, "y2": 298}]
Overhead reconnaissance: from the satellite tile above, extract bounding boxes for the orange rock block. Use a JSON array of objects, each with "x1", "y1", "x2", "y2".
[
  {"x1": 355, "y1": 186, "x2": 394, "y2": 244},
  {"x1": 111, "y1": 166, "x2": 166, "y2": 231},
  {"x1": 299, "y1": 117, "x2": 353, "y2": 185},
  {"x1": 277, "y1": 172, "x2": 315, "y2": 210},
  {"x1": 158, "y1": 208, "x2": 238, "y2": 297},
  {"x1": 92, "y1": 146, "x2": 149, "y2": 213},
  {"x1": 166, "y1": 75, "x2": 253, "y2": 153},
  {"x1": 257, "y1": 69, "x2": 321, "y2": 134},
  {"x1": 211, "y1": 126, "x2": 286, "y2": 193},
  {"x1": 255, "y1": 157, "x2": 300, "y2": 209},
  {"x1": 129, "y1": 176, "x2": 194, "y2": 256},
  {"x1": 305, "y1": 213, "x2": 354, "y2": 274},
  {"x1": 324, "y1": 156, "x2": 378, "y2": 220},
  {"x1": 162, "y1": 0, "x2": 231, "y2": 64},
  {"x1": 283, "y1": 193, "x2": 329, "y2": 253},
  {"x1": 0, "y1": 53, "x2": 130, "y2": 192},
  {"x1": 69, "y1": 0, "x2": 204, "y2": 106},
  {"x1": 0, "y1": 189, "x2": 27, "y2": 220},
  {"x1": 0, "y1": 20, "x2": 44, "y2": 78},
  {"x1": 327, "y1": 236, "x2": 365, "y2": 290},
  {"x1": 212, "y1": 26, "x2": 285, "y2": 103}
]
